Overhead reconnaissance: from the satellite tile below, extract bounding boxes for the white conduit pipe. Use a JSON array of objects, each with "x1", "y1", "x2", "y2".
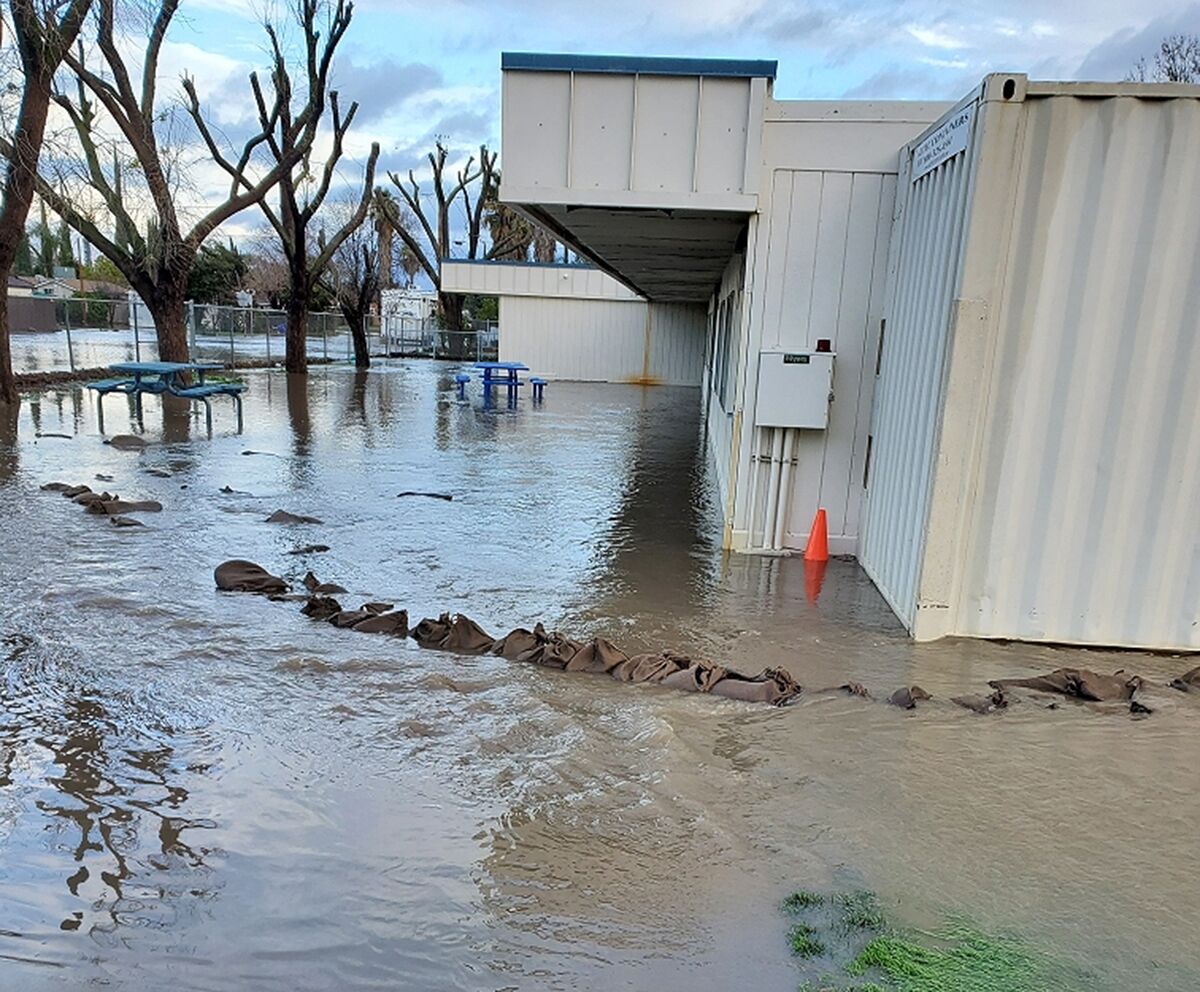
[
  {"x1": 773, "y1": 428, "x2": 796, "y2": 551},
  {"x1": 746, "y1": 426, "x2": 763, "y2": 547},
  {"x1": 762, "y1": 428, "x2": 784, "y2": 551}
]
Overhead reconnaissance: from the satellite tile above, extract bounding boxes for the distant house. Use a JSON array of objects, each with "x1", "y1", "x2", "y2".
[{"x1": 7, "y1": 275, "x2": 37, "y2": 298}]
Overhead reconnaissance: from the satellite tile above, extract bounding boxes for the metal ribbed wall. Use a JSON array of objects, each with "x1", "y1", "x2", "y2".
[
  {"x1": 499, "y1": 298, "x2": 706, "y2": 385},
  {"x1": 859, "y1": 111, "x2": 976, "y2": 627},
  {"x1": 956, "y1": 94, "x2": 1200, "y2": 647}
]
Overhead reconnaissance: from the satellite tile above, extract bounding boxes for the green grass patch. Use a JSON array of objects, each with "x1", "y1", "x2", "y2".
[
  {"x1": 836, "y1": 890, "x2": 884, "y2": 933},
  {"x1": 783, "y1": 890, "x2": 826, "y2": 914},
  {"x1": 788, "y1": 922, "x2": 827, "y2": 958},
  {"x1": 847, "y1": 923, "x2": 1061, "y2": 992}
]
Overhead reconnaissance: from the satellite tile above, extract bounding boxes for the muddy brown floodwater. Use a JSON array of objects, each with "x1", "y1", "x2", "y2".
[{"x1": 1, "y1": 365, "x2": 1197, "y2": 991}]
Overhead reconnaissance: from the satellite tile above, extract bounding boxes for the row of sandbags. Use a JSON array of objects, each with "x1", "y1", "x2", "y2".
[
  {"x1": 214, "y1": 560, "x2": 802, "y2": 706},
  {"x1": 213, "y1": 559, "x2": 1200, "y2": 714},
  {"x1": 41, "y1": 481, "x2": 163, "y2": 527}
]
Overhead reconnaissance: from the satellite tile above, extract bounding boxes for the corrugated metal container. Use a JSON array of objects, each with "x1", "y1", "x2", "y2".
[
  {"x1": 500, "y1": 298, "x2": 705, "y2": 385},
  {"x1": 862, "y1": 73, "x2": 1200, "y2": 649}
]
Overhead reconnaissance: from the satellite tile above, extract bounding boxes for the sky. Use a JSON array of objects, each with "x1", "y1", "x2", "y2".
[{"x1": 38, "y1": 0, "x2": 1200, "y2": 247}]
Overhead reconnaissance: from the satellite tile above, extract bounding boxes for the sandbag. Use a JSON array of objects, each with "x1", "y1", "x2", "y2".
[
  {"x1": 709, "y1": 667, "x2": 803, "y2": 706},
  {"x1": 329, "y1": 609, "x2": 374, "y2": 628},
  {"x1": 40, "y1": 482, "x2": 73, "y2": 492},
  {"x1": 988, "y1": 668, "x2": 1142, "y2": 702},
  {"x1": 301, "y1": 596, "x2": 342, "y2": 620},
  {"x1": 303, "y1": 571, "x2": 347, "y2": 594},
  {"x1": 610, "y1": 652, "x2": 687, "y2": 683},
  {"x1": 61, "y1": 484, "x2": 91, "y2": 498},
  {"x1": 215, "y1": 559, "x2": 288, "y2": 594},
  {"x1": 1169, "y1": 665, "x2": 1200, "y2": 692},
  {"x1": 444, "y1": 614, "x2": 496, "y2": 653},
  {"x1": 87, "y1": 499, "x2": 162, "y2": 515},
  {"x1": 951, "y1": 688, "x2": 1011, "y2": 714},
  {"x1": 109, "y1": 515, "x2": 144, "y2": 528},
  {"x1": 563, "y1": 637, "x2": 628, "y2": 674},
  {"x1": 106, "y1": 434, "x2": 147, "y2": 449},
  {"x1": 660, "y1": 658, "x2": 728, "y2": 694},
  {"x1": 493, "y1": 627, "x2": 539, "y2": 659},
  {"x1": 513, "y1": 623, "x2": 581, "y2": 669},
  {"x1": 888, "y1": 686, "x2": 931, "y2": 709},
  {"x1": 351, "y1": 610, "x2": 409, "y2": 636},
  {"x1": 413, "y1": 613, "x2": 453, "y2": 649},
  {"x1": 266, "y1": 509, "x2": 323, "y2": 524},
  {"x1": 73, "y1": 490, "x2": 115, "y2": 505}
]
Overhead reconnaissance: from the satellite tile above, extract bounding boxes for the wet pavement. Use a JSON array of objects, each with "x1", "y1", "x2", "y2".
[{"x1": 0, "y1": 364, "x2": 1197, "y2": 990}]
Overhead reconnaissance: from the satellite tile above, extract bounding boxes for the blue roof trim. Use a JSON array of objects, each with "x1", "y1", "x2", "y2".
[{"x1": 501, "y1": 52, "x2": 777, "y2": 80}]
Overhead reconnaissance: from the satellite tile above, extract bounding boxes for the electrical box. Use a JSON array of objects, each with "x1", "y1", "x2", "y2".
[{"x1": 755, "y1": 351, "x2": 835, "y2": 429}]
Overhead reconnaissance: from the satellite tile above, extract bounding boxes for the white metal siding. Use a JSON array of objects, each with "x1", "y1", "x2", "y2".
[
  {"x1": 746, "y1": 169, "x2": 897, "y2": 552},
  {"x1": 859, "y1": 107, "x2": 977, "y2": 627},
  {"x1": 441, "y1": 261, "x2": 641, "y2": 301},
  {"x1": 499, "y1": 297, "x2": 705, "y2": 386},
  {"x1": 955, "y1": 94, "x2": 1200, "y2": 647}
]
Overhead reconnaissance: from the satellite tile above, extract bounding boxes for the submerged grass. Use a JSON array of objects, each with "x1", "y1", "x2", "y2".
[
  {"x1": 836, "y1": 890, "x2": 884, "y2": 933},
  {"x1": 847, "y1": 923, "x2": 1061, "y2": 992},
  {"x1": 788, "y1": 922, "x2": 827, "y2": 958},
  {"x1": 783, "y1": 890, "x2": 827, "y2": 914}
]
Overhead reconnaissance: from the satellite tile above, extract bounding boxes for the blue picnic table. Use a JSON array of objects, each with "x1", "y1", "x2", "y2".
[
  {"x1": 474, "y1": 361, "x2": 528, "y2": 407},
  {"x1": 87, "y1": 361, "x2": 244, "y2": 432}
]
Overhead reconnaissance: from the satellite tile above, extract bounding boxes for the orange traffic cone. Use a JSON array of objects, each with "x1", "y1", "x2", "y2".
[
  {"x1": 803, "y1": 508, "x2": 829, "y2": 562},
  {"x1": 804, "y1": 558, "x2": 827, "y2": 603}
]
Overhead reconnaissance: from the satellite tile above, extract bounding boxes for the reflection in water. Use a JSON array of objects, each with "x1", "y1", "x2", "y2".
[
  {"x1": 0, "y1": 400, "x2": 18, "y2": 483},
  {"x1": 0, "y1": 365, "x2": 1196, "y2": 991}
]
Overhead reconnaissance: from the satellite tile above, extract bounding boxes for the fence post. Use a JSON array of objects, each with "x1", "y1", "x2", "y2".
[
  {"x1": 133, "y1": 301, "x2": 141, "y2": 361},
  {"x1": 64, "y1": 302, "x2": 75, "y2": 372},
  {"x1": 265, "y1": 311, "x2": 271, "y2": 364},
  {"x1": 229, "y1": 307, "x2": 236, "y2": 366},
  {"x1": 322, "y1": 313, "x2": 328, "y2": 362}
]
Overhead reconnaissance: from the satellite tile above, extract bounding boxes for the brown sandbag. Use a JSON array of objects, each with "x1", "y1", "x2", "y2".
[
  {"x1": 303, "y1": 571, "x2": 347, "y2": 594},
  {"x1": 513, "y1": 622, "x2": 582, "y2": 669},
  {"x1": 106, "y1": 434, "x2": 147, "y2": 449},
  {"x1": 215, "y1": 559, "x2": 288, "y2": 594},
  {"x1": 710, "y1": 667, "x2": 803, "y2": 706},
  {"x1": 493, "y1": 627, "x2": 539, "y2": 659},
  {"x1": 73, "y1": 490, "x2": 115, "y2": 505},
  {"x1": 288, "y1": 544, "x2": 330, "y2": 555},
  {"x1": 1169, "y1": 665, "x2": 1200, "y2": 692},
  {"x1": 266, "y1": 509, "x2": 323, "y2": 524},
  {"x1": 660, "y1": 657, "x2": 728, "y2": 693},
  {"x1": 41, "y1": 482, "x2": 73, "y2": 492},
  {"x1": 988, "y1": 668, "x2": 1142, "y2": 702},
  {"x1": 888, "y1": 686, "x2": 931, "y2": 709},
  {"x1": 301, "y1": 595, "x2": 342, "y2": 620},
  {"x1": 87, "y1": 499, "x2": 162, "y2": 515},
  {"x1": 413, "y1": 613, "x2": 453, "y2": 649},
  {"x1": 61, "y1": 484, "x2": 91, "y2": 498},
  {"x1": 109, "y1": 515, "x2": 144, "y2": 528},
  {"x1": 351, "y1": 610, "x2": 409, "y2": 635},
  {"x1": 564, "y1": 637, "x2": 629, "y2": 674},
  {"x1": 444, "y1": 614, "x2": 496, "y2": 653},
  {"x1": 610, "y1": 651, "x2": 688, "y2": 683},
  {"x1": 329, "y1": 609, "x2": 374, "y2": 628},
  {"x1": 951, "y1": 688, "x2": 1011, "y2": 714},
  {"x1": 362, "y1": 602, "x2": 393, "y2": 615}
]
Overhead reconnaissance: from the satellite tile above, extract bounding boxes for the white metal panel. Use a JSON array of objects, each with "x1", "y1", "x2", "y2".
[
  {"x1": 951, "y1": 93, "x2": 1200, "y2": 648},
  {"x1": 859, "y1": 115, "x2": 976, "y2": 628},
  {"x1": 570, "y1": 73, "x2": 635, "y2": 190},
  {"x1": 440, "y1": 261, "x2": 642, "y2": 301},
  {"x1": 632, "y1": 75, "x2": 700, "y2": 192},
  {"x1": 696, "y1": 77, "x2": 752, "y2": 194},
  {"x1": 498, "y1": 297, "x2": 704, "y2": 385},
  {"x1": 501, "y1": 71, "x2": 571, "y2": 190}
]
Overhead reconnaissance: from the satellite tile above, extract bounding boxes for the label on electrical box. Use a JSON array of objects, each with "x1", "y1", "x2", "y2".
[
  {"x1": 913, "y1": 102, "x2": 975, "y2": 181},
  {"x1": 783, "y1": 354, "x2": 810, "y2": 364}
]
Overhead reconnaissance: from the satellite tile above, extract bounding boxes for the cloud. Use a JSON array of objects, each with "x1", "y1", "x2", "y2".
[
  {"x1": 1075, "y1": 3, "x2": 1200, "y2": 79},
  {"x1": 331, "y1": 58, "x2": 443, "y2": 123},
  {"x1": 907, "y1": 25, "x2": 967, "y2": 50}
]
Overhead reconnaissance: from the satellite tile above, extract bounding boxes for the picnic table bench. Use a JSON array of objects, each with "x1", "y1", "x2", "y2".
[
  {"x1": 474, "y1": 361, "x2": 529, "y2": 407},
  {"x1": 86, "y1": 361, "x2": 244, "y2": 432}
]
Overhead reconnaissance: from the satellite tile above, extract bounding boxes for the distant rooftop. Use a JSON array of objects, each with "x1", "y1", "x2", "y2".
[{"x1": 501, "y1": 52, "x2": 777, "y2": 80}]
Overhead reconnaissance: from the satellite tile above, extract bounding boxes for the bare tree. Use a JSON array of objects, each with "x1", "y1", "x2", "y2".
[
  {"x1": 377, "y1": 141, "x2": 528, "y2": 337},
  {"x1": 1130, "y1": 33, "x2": 1200, "y2": 83},
  {"x1": 8, "y1": 0, "x2": 331, "y2": 365},
  {"x1": 192, "y1": 0, "x2": 379, "y2": 374},
  {"x1": 0, "y1": 0, "x2": 93, "y2": 405},
  {"x1": 324, "y1": 200, "x2": 380, "y2": 369}
]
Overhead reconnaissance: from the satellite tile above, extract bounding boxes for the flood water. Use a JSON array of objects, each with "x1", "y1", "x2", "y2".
[{"x1": 1, "y1": 364, "x2": 1197, "y2": 990}]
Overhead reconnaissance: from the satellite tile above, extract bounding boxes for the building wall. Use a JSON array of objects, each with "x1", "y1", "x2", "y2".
[
  {"x1": 441, "y1": 260, "x2": 640, "y2": 301},
  {"x1": 499, "y1": 296, "x2": 706, "y2": 385},
  {"x1": 864, "y1": 75, "x2": 1200, "y2": 649}
]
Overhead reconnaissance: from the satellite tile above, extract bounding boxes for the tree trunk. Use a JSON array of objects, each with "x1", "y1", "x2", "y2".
[
  {"x1": 144, "y1": 280, "x2": 191, "y2": 364},
  {"x1": 0, "y1": 295, "x2": 16, "y2": 406},
  {"x1": 438, "y1": 291, "x2": 471, "y2": 360},
  {"x1": 0, "y1": 71, "x2": 54, "y2": 407},
  {"x1": 348, "y1": 311, "x2": 370, "y2": 369},
  {"x1": 285, "y1": 289, "x2": 309, "y2": 374}
]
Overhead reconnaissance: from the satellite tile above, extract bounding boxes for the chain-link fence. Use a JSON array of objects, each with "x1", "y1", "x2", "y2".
[{"x1": 10, "y1": 302, "x2": 499, "y2": 373}]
